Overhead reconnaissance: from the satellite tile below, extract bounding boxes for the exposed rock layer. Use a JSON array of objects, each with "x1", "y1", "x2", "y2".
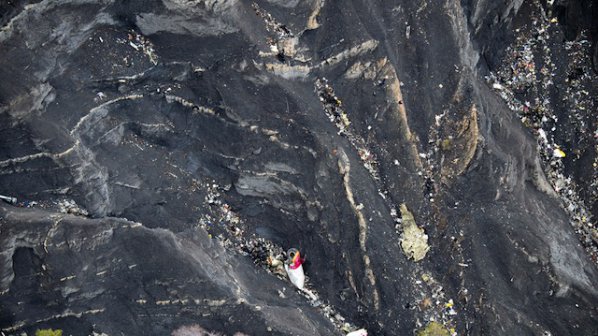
[{"x1": 0, "y1": 0, "x2": 597, "y2": 335}]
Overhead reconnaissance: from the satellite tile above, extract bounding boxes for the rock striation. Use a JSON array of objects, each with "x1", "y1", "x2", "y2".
[{"x1": 1, "y1": 0, "x2": 597, "y2": 335}]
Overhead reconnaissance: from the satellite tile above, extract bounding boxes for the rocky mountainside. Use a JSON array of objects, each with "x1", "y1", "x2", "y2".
[{"x1": 0, "y1": 0, "x2": 597, "y2": 335}]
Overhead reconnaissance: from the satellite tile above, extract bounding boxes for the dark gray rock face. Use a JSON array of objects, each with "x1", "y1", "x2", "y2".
[{"x1": 1, "y1": 1, "x2": 596, "y2": 335}]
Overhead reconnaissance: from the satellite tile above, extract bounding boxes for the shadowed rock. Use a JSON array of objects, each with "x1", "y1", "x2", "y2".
[{"x1": 1, "y1": 0, "x2": 597, "y2": 335}]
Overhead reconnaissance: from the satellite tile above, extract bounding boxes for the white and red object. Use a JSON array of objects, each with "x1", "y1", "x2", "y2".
[{"x1": 284, "y1": 248, "x2": 305, "y2": 289}]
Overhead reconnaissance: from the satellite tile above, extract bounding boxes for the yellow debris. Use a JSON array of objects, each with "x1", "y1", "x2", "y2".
[
  {"x1": 553, "y1": 148, "x2": 566, "y2": 158},
  {"x1": 36, "y1": 330, "x2": 62, "y2": 336},
  {"x1": 421, "y1": 273, "x2": 431, "y2": 283},
  {"x1": 417, "y1": 322, "x2": 451, "y2": 336}
]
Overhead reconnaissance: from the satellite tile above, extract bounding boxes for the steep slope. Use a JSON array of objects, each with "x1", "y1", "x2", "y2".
[{"x1": 0, "y1": 0, "x2": 596, "y2": 335}]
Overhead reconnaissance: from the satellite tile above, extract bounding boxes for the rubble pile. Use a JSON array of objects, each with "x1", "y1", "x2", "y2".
[
  {"x1": 412, "y1": 272, "x2": 458, "y2": 336},
  {"x1": 198, "y1": 179, "x2": 363, "y2": 335},
  {"x1": 116, "y1": 30, "x2": 159, "y2": 65},
  {"x1": 251, "y1": 3, "x2": 293, "y2": 39},
  {"x1": 315, "y1": 78, "x2": 379, "y2": 179},
  {"x1": 57, "y1": 199, "x2": 89, "y2": 217},
  {"x1": 488, "y1": 1, "x2": 598, "y2": 262},
  {"x1": 317, "y1": 74, "x2": 464, "y2": 335}
]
